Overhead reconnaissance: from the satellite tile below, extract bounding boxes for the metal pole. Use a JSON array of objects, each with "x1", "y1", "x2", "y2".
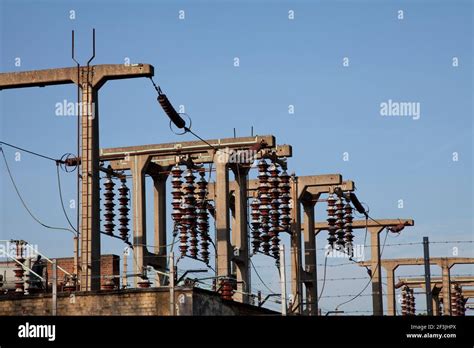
[
  {"x1": 280, "y1": 244, "x2": 287, "y2": 316},
  {"x1": 169, "y1": 252, "x2": 175, "y2": 316},
  {"x1": 52, "y1": 259, "x2": 57, "y2": 316},
  {"x1": 423, "y1": 237, "x2": 433, "y2": 315}
]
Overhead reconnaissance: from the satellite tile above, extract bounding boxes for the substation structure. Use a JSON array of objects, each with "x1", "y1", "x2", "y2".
[
  {"x1": 395, "y1": 276, "x2": 474, "y2": 316},
  {"x1": 359, "y1": 257, "x2": 474, "y2": 315},
  {"x1": 309, "y1": 219, "x2": 414, "y2": 315},
  {"x1": 0, "y1": 62, "x2": 155, "y2": 291},
  {"x1": 210, "y1": 173, "x2": 357, "y2": 314},
  {"x1": 99, "y1": 135, "x2": 291, "y2": 291},
  {"x1": 7, "y1": 58, "x2": 460, "y2": 317},
  {"x1": 0, "y1": 59, "x2": 392, "y2": 315}
]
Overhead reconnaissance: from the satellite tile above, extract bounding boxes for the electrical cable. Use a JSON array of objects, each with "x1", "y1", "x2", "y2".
[
  {"x1": 0, "y1": 141, "x2": 58, "y2": 162},
  {"x1": 250, "y1": 258, "x2": 277, "y2": 295},
  {"x1": 56, "y1": 162, "x2": 78, "y2": 233},
  {"x1": 317, "y1": 253, "x2": 329, "y2": 301},
  {"x1": 334, "y1": 227, "x2": 390, "y2": 310},
  {"x1": 1, "y1": 147, "x2": 76, "y2": 236}
]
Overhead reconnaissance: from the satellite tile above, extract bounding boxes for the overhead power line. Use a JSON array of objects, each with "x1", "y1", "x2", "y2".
[{"x1": 0, "y1": 147, "x2": 76, "y2": 236}]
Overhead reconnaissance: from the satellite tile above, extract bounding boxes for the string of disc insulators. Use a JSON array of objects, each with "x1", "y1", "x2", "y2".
[
  {"x1": 251, "y1": 159, "x2": 291, "y2": 259},
  {"x1": 451, "y1": 284, "x2": 465, "y2": 316},
  {"x1": 326, "y1": 192, "x2": 354, "y2": 255},
  {"x1": 170, "y1": 164, "x2": 210, "y2": 264},
  {"x1": 101, "y1": 176, "x2": 130, "y2": 241},
  {"x1": 14, "y1": 241, "x2": 26, "y2": 293},
  {"x1": 401, "y1": 286, "x2": 416, "y2": 315}
]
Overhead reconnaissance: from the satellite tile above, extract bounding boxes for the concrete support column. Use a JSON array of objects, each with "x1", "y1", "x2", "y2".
[
  {"x1": 432, "y1": 287, "x2": 441, "y2": 316},
  {"x1": 441, "y1": 261, "x2": 451, "y2": 315},
  {"x1": 215, "y1": 159, "x2": 230, "y2": 280},
  {"x1": 131, "y1": 155, "x2": 149, "y2": 287},
  {"x1": 153, "y1": 173, "x2": 168, "y2": 286},
  {"x1": 230, "y1": 165, "x2": 250, "y2": 303},
  {"x1": 369, "y1": 227, "x2": 384, "y2": 315},
  {"x1": 385, "y1": 264, "x2": 397, "y2": 316},
  {"x1": 302, "y1": 197, "x2": 318, "y2": 315},
  {"x1": 433, "y1": 296, "x2": 441, "y2": 316},
  {"x1": 80, "y1": 79, "x2": 101, "y2": 291},
  {"x1": 290, "y1": 175, "x2": 303, "y2": 314}
]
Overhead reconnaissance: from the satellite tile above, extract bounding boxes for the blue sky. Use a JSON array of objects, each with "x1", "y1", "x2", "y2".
[{"x1": 0, "y1": 0, "x2": 472, "y2": 314}]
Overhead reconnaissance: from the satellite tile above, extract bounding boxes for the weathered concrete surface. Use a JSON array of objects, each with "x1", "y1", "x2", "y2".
[{"x1": 0, "y1": 287, "x2": 277, "y2": 316}]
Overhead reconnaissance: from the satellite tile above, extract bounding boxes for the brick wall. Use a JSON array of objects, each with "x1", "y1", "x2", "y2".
[
  {"x1": 0, "y1": 254, "x2": 120, "y2": 290},
  {"x1": 44, "y1": 254, "x2": 120, "y2": 288},
  {"x1": 0, "y1": 288, "x2": 277, "y2": 316}
]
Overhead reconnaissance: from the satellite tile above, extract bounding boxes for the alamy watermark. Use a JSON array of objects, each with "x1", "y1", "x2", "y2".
[
  {"x1": 380, "y1": 99, "x2": 420, "y2": 120},
  {"x1": 325, "y1": 244, "x2": 365, "y2": 261},
  {"x1": 55, "y1": 99, "x2": 96, "y2": 119},
  {"x1": 216, "y1": 147, "x2": 259, "y2": 164},
  {"x1": 0, "y1": 241, "x2": 39, "y2": 259}
]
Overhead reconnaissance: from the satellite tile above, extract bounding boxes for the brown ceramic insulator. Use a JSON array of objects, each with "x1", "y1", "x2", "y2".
[
  {"x1": 197, "y1": 204, "x2": 210, "y2": 263},
  {"x1": 451, "y1": 285, "x2": 460, "y2": 316},
  {"x1": 410, "y1": 289, "x2": 416, "y2": 315},
  {"x1": 220, "y1": 279, "x2": 234, "y2": 301},
  {"x1": 327, "y1": 193, "x2": 337, "y2": 248},
  {"x1": 118, "y1": 179, "x2": 130, "y2": 240},
  {"x1": 270, "y1": 230, "x2": 280, "y2": 259},
  {"x1": 14, "y1": 242, "x2": 25, "y2": 293},
  {"x1": 137, "y1": 278, "x2": 151, "y2": 288},
  {"x1": 196, "y1": 170, "x2": 208, "y2": 201},
  {"x1": 401, "y1": 286, "x2": 408, "y2": 316},
  {"x1": 171, "y1": 166, "x2": 184, "y2": 244},
  {"x1": 257, "y1": 159, "x2": 269, "y2": 177},
  {"x1": 259, "y1": 203, "x2": 271, "y2": 255},
  {"x1": 343, "y1": 196, "x2": 354, "y2": 253},
  {"x1": 250, "y1": 198, "x2": 262, "y2": 252},
  {"x1": 335, "y1": 198, "x2": 345, "y2": 248},
  {"x1": 103, "y1": 178, "x2": 116, "y2": 235},
  {"x1": 268, "y1": 163, "x2": 280, "y2": 204},
  {"x1": 279, "y1": 189, "x2": 292, "y2": 231},
  {"x1": 195, "y1": 170, "x2": 210, "y2": 263},
  {"x1": 183, "y1": 170, "x2": 198, "y2": 258}
]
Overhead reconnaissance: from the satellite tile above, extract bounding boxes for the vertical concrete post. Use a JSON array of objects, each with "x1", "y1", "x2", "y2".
[
  {"x1": 385, "y1": 264, "x2": 397, "y2": 315},
  {"x1": 230, "y1": 165, "x2": 250, "y2": 303},
  {"x1": 131, "y1": 155, "x2": 149, "y2": 287},
  {"x1": 169, "y1": 252, "x2": 175, "y2": 316},
  {"x1": 441, "y1": 260, "x2": 451, "y2": 315},
  {"x1": 215, "y1": 159, "x2": 230, "y2": 279},
  {"x1": 80, "y1": 78, "x2": 101, "y2": 291},
  {"x1": 122, "y1": 248, "x2": 128, "y2": 289},
  {"x1": 302, "y1": 198, "x2": 318, "y2": 315},
  {"x1": 432, "y1": 291, "x2": 441, "y2": 316},
  {"x1": 290, "y1": 175, "x2": 303, "y2": 314},
  {"x1": 280, "y1": 244, "x2": 287, "y2": 316},
  {"x1": 153, "y1": 174, "x2": 168, "y2": 286},
  {"x1": 369, "y1": 227, "x2": 384, "y2": 315}
]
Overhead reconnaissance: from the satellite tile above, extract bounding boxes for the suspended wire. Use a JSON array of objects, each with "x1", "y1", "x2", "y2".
[
  {"x1": 56, "y1": 163, "x2": 78, "y2": 233},
  {"x1": 313, "y1": 240, "x2": 474, "y2": 250},
  {"x1": 0, "y1": 147, "x2": 76, "y2": 236},
  {"x1": 334, "y1": 226, "x2": 390, "y2": 310},
  {"x1": 250, "y1": 258, "x2": 277, "y2": 295},
  {"x1": 0, "y1": 141, "x2": 58, "y2": 162},
  {"x1": 317, "y1": 253, "x2": 329, "y2": 301}
]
